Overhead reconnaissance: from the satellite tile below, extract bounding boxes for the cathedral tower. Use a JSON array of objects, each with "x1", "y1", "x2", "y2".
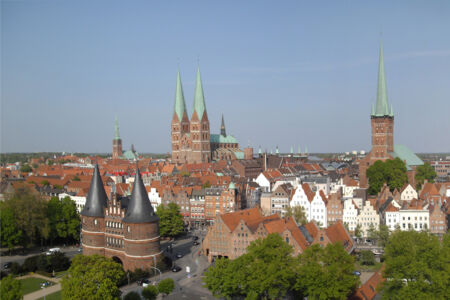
[
  {"x1": 171, "y1": 71, "x2": 190, "y2": 163},
  {"x1": 81, "y1": 164, "x2": 108, "y2": 256},
  {"x1": 112, "y1": 117, "x2": 123, "y2": 159},
  {"x1": 189, "y1": 67, "x2": 211, "y2": 163}
]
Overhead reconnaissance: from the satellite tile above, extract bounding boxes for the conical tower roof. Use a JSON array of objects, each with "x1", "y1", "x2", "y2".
[
  {"x1": 193, "y1": 67, "x2": 206, "y2": 120},
  {"x1": 174, "y1": 70, "x2": 187, "y2": 121},
  {"x1": 81, "y1": 165, "x2": 108, "y2": 217},
  {"x1": 373, "y1": 41, "x2": 392, "y2": 117},
  {"x1": 123, "y1": 168, "x2": 159, "y2": 223},
  {"x1": 220, "y1": 114, "x2": 226, "y2": 136}
]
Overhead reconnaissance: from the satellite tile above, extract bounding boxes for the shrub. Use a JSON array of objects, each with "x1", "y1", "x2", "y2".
[
  {"x1": 10, "y1": 262, "x2": 23, "y2": 275},
  {"x1": 359, "y1": 250, "x2": 375, "y2": 266},
  {"x1": 23, "y1": 255, "x2": 40, "y2": 272},
  {"x1": 157, "y1": 278, "x2": 175, "y2": 295},
  {"x1": 48, "y1": 252, "x2": 70, "y2": 272},
  {"x1": 142, "y1": 285, "x2": 158, "y2": 300}
]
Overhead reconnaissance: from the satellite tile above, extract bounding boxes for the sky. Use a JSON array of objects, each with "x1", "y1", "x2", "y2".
[{"x1": 2, "y1": 0, "x2": 450, "y2": 154}]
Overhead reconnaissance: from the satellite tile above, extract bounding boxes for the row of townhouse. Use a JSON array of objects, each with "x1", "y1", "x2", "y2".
[{"x1": 202, "y1": 207, "x2": 354, "y2": 262}]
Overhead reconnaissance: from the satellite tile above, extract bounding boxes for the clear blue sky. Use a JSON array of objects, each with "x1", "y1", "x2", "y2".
[{"x1": 2, "y1": 0, "x2": 450, "y2": 153}]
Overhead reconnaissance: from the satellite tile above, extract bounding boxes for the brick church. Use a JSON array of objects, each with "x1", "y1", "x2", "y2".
[
  {"x1": 81, "y1": 165, "x2": 162, "y2": 271},
  {"x1": 359, "y1": 42, "x2": 423, "y2": 187},
  {"x1": 171, "y1": 67, "x2": 243, "y2": 164}
]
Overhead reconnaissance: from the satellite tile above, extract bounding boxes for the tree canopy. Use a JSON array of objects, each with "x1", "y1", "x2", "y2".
[
  {"x1": 0, "y1": 205, "x2": 23, "y2": 251},
  {"x1": 415, "y1": 162, "x2": 437, "y2": 190},
  {"x1": 366, "y1": 158, "x2": 408, "y2": 195},
  {"x1": 47, "y1": 196, "x2": 80, "y2": 244},
  {"x1": 294, "y1": 243, "x2": 359, "y2": 300},
  {"x1": 203, "y1": 233, "x2": 296, "y2": 300},
  {"x1": 61, "y1": 255, "x2": 125, "y2": 300},
  {"x1": 285, "y1": 205, "x2": 308, "y2": 225},
  {"x1": 156, "y1": 203, "x2": 184, "y2": 238},
  {"x1": 381, "y1": 231, "x2": 450, "y2": 299},
  {"x1": 142, "y1": 285, "x2": 158, "y2": 300},
  {"x1": 157, "y1": 278, "x2": 175, "y2": 295},
  {"x1": 0, "y1": 275, "x2": 22, "y2": 300},
  {"x1": 20, "y1": 164, "x2": 32, "y2": 173}
]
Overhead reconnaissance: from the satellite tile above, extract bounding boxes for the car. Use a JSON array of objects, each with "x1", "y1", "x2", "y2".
[
  {"x1": 353, "y1": 271, "x2": 361, "y2": 276},
  {"x1": 141, "y1": 279, "x2": 150, "y2": 287},
  {"x1": 193, "y1": 241, "x2": 200, "y2": 246},
  {"x1": 46, "y1": 248, "x2": 61, "y2": 255},
  {"x1": 41, "y1": 281, "x2": 51, "y2": 288},
  {"x1": 193, "y1": 236, "x2": 199, "y2": 240},
  {"x1": 176, "y1": 252, "x2": 183, "y2": 258},
  {"x1": 172, "y1": 265, "x2": 182, "y2": 272},
  {"x1": 3, "y1": 262, "x2": 12, "y2": 270}
]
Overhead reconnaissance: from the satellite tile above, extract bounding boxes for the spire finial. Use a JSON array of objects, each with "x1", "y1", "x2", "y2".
[{"x1": 220, "y1": 114, "x2": 226, "y2": 136}]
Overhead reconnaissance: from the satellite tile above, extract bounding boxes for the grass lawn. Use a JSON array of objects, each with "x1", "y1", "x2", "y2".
[
  {"x1": 20, "y1": 277, "x2": 55, "y2": 295},
  {"x1": 355, "y1": 261, "x2": 383, "y2": 272},
  {"x1": 38, "y1": 290, "x2": 62, "y2": 300}
]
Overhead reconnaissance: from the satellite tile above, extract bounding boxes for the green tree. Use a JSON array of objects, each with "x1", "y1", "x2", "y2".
[
  {"x1": 2, "y1": 187, "x2": 48, "y2": 247},
  {"x1": 354, "y1": 224, "x2": 363, "y2": 239},
  {"x1": 381, "y1": 231, "x2": 450, "y2": 299},
  {"x1": 367, "y1": 223, "x2": 377, "y2": 240},
  {"x1": 285, "y1": 205, "x2": 308, "y2": 225},
  {"x1": 32, "y1": 163, "x2": 38, "y2": 169},
  {"x1": 141, "y1": 285, "x2": 158, "y2": 300},
  {"x1": 61, "y1": 255, "x2": 125, "y2": 300},
  {"x1": 415, "y1": 162, "x2": 437, "y2": 190},
  {"x1": 156, "y1": 203, "x2": 184, "y2": 238},
  {"x1": 366, "y1": 158, "x2": 408, "y2": 195},
  {"x1": 124, "y1": 291, "x2": 142, "y2": 300},
  {"x1": 203, "y1": 234, "x2": 296, "y2": 299},
  {"x1": 41, "y1": 180, "x2": 50, "y2": 186},
  {"x1": 20, "y1": 164, "x2": 32, "y2": 173},
  {"x1": 0, "y1": 205, "x2": 23, "y2": 252},
  {"x1": 48, "y1": 159, "x2": 54, "y2": 166},
  {"x1": 376, "y1": 224, "x2": 390, "y2": 247},
  {"x1": 202, "y1": 181, "x2": 211, "y2": 188},
  {"x1": 359, "y1": 250, "x2": 376, "y2": 266},
  {"x1": 47, "y1": 197, "x2": 80, "y2": 244},
  {"x1": 294, "y1": 243, "x2": 359, "y2": 300},
  {"x1": 0, "y1": 275, "x2": 23, "y2": 300},
  {"x1": 73, "y1": 175, "x2": 81, "y2": 181},
  {"x1": 157, "y1": 278, "x2": 175, "y2": 295}
]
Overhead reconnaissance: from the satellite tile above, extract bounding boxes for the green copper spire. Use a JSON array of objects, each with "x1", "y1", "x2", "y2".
[
  {"x1": 290, "y1": 146, "x2": 294, "y2": 154},
  {"x1": 174, "y1": 70, "x2": 187, "y2": 121},
  {"x1": 114, "y1": 116, "x2": 120, "y2": 140},
  {"x1": 275, "y1": 146, "x2": 279, "y2": 154},
  {"x1": 373, "y1": 41, "x2": 391, "y2": 117},
  {"x1": 193, "y1": 66, "x2": 206, "y2": 119},
  {"x1": 258, "y1": 146, "x2": 262, "y2": 154}
]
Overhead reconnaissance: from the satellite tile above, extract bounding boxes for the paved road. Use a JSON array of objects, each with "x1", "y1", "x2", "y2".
[
  {"x1": 120, "y1": 229, "x2": 215, "y2": 299},
  {"x1": 0, "y1": 246, "x2": 81, "y2": 269}
]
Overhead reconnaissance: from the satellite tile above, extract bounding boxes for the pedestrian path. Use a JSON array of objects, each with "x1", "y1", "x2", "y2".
[{"x1": 17, "y1": 273, "x2": 62, "y2": 300}]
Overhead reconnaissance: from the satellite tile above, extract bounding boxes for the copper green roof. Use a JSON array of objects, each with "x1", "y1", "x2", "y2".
[
  {"x1": 372, "y1": 41, "x2": 393, "y2": 117},
  {"x1": 114, "y1": 116, "x2": 120, "y2": 140},
  {"x1": 210, "y1": 134, "x2": 238, "y2": 144},
  {"x1": 193, "y1": 67, "x2": 206, "y2": 119},
  {"x1": 389, "y1": 144, "x2": 424, "y2": 170},
  {"x1": 174, "y1": 71, "x2": 187, "y2": 121},
  {"x1": 123, "y1": 149, "x2": 138, "y2": 161},
  {"x1": 229, "y1": 182, "x2": 236, "y2": 189},
  {"x1": 234, "y1": 151, "x2": 244, "y2": 160}
]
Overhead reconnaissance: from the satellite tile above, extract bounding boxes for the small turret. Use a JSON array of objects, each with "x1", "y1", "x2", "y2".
[{"x1": 220, "y1": 114, "x2": 227, "y2": 136}]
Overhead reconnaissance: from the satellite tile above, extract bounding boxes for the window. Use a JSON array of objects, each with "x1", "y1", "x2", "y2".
[
  {"x1": 127, "y1": 226, "x2": 131, "y2": 233},
  {"x1": 94, "y1": 219, "x2": 98, "y2": 226}
]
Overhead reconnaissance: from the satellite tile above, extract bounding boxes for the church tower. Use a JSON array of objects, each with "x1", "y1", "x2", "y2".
[
  {"x1": 171, "y1": 71, "x2": 190, "y2": 163},
  {"x1": 360, "y1": 41, "x2": 395, "y2": 187},
  {"x1": 370, "y1": 41, "x2": 394, "y2": 159},
  {"x1": 81, "y1": 164, "x2": 108, "y2": 256},
  {"x1": 220, "y1": 114, "x2": 227, "y2": 136},
  {"x1": 112, "y1": 117, "x2": 123, "y2": 160},
  {"x1": 190, "y1": 67, "x2": 211, "y2": 163}
]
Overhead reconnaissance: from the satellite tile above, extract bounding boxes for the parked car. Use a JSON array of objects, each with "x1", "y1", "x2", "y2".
[
  {"x1": 193, "y1": 241, "x2": 200, "y2": 246},
  {"x1": 3, "y1": 262, "x2": 11, "y2": 270},
  {"x1": 353, "y1": 271, "x2": 361, "y2": 276},
  {"x1": 46, "y1": 248, "x2": 61, "y2": 255},
  {"x1": 41, "y1": 281, "x2": 51, "y2": 288},
  {"x1": 141, "y1": 279, "x2": 150, "y2": 287},
  {"x1": 172, "y1": 265, "x2": 182, "y2": 272},
  {"x1": 176, "y1": 252, "x2": 183, "y2": 258},
  {"x1": 193, "y1": 236, "x2": 199, "y2": 240}
]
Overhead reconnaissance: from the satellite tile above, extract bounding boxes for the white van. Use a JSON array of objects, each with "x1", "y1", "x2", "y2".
[{"x1": 46, "y1": 248, "x2": 61, "y2": 255}]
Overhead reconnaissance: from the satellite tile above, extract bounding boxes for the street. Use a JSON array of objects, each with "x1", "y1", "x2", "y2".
[
  {"x1": 120, "y1": 229, "x2": 216, "y2": 299},
  {"x1": 0, "y1": 246, "x2": 81, "y2": 268}
]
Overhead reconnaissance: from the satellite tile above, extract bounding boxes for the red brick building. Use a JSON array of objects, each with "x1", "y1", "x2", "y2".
[{"x1": 81, "y1": 165, "x2": 161, "y2": 271}]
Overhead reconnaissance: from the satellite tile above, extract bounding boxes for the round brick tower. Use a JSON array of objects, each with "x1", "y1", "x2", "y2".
[
  {"x1": 122, "y1": 168, "x2": 161, "y2": 271},
  {"x1": 81, "y1": 164, "x2": 107, "y2": 256}
]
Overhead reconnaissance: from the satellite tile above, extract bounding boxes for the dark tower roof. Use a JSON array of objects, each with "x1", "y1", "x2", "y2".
[
  {"x1": 220, "y1": 114, "x2": 226, "y2": 136},
  {"x1": 81, "y1": 164, "x2": 108, "y2": 217},
  {"x1": 123, "y1": 168, "x2": 159, "y2": 223}
]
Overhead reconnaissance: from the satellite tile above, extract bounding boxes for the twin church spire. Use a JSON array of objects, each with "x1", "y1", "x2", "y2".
[{"x1": 174, "y1": 67, "x2": 207, "y2": 121}]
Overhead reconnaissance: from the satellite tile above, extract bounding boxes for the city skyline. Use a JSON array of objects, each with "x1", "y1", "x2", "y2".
[{"x1": 2, "y1": 1, "x2": 450, "y2": 153}]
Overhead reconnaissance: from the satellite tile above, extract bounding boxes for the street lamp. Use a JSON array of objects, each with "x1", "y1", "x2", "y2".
[{"x1": 149, "y1": 266, "x2": 162, "y2": 283}]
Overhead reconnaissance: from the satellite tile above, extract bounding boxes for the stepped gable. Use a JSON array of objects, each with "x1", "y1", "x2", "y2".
[
  {"x1": 81, "y1": 164, "x2": 108, "y2": 217},
  {"x1": 123, "y1": 168, "x2": 159, "y2": 223}
]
